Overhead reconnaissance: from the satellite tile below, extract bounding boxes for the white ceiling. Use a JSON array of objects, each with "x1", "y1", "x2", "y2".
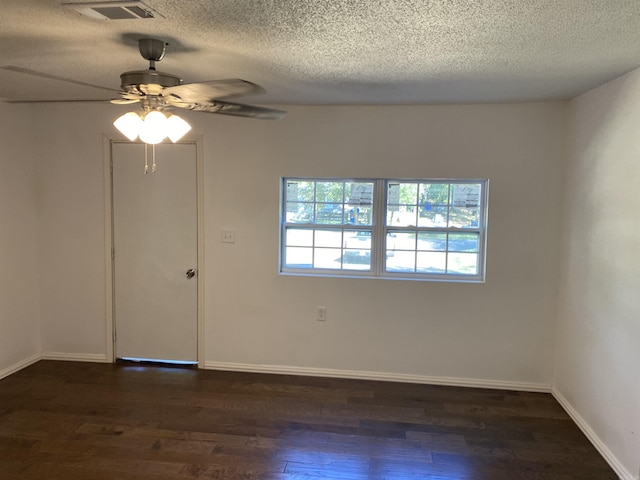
[{"x1": 1, "y1": 0, "x2": 640, "y2": 105}]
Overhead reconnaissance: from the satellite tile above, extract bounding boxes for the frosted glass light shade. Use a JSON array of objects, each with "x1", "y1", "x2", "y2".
[
  {"x1": 138, "y1": 111, "x2": 168, "y2": 144},
  {"x1": 167, "y1": 115, "x2": 192, "y2": 143},
  {"x1": 113, "y1": 111, "x2": 143, "y2": 141},
  {"x1": 113, "y1": 110, "x2": 192, "y2": 145}
]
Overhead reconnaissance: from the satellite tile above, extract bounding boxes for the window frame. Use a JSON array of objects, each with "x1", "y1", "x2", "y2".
[{"x1": 279, "y1": 177, "x2": 488, "y2": 282}]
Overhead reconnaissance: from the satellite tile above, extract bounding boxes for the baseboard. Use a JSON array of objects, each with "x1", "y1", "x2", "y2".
[
  {"x1": 0, "y1": 353, "x2": 42, "y2": 380},
  {"x1": 204, "y1": 361, "x2": 551, "y2": 393},
  {"x1": 552, "y1": 387, "x2": 635, "y2": 480},
  {"x1": 1, "y1": 353, "x2": 109, "y2": 381},
  {"x1": 41, "y1": 352, "x2": 108, "y2": 363}
]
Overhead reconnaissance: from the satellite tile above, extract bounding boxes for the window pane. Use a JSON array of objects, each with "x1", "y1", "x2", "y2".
[
  {"x1": 417, "y1": 232, "x2": 446, "y2": 251},
  {"x1": 345, "y1": 205, "x2": 373, "y2": 225},
  {"x1": 418, "y1": 206, "x2": 448, "y2": 227},
  {"x1": 387, "y1": 182, "x2": 401, "y2": 211},
  {"x1": 448, "y1": 233, "x2": 479, "y2": 252},
  {"x1": 388, "y1": 183, "x2": 418, "y2": 206},
  {"x1": 417, "y1": 252, "x2": 446, "y2": 273},
  {"x1": 447, "y1": 252, "x2": 478, "y2": 275},
  {"x1": 286, "y1": 202, "x2": 314, "y2": 223},
  {"x1": 342, "y1": 250, "x2": 371, "y2": 270},
  {"x1": 346, "y1": 182, "x2": 374, "y2": 205},
  {"x1": 316, "y1": 203, "x2": 344, "y2": 224},
  {"x1": 315, "y1": 229, "x2": 342, "y2": 248},
  {"x1": 342, "y1": 229, "x2": 371, "y2": 270},
  {"x1": 420, "y1": 183, "x2": 449, "y2": 205},
  {"x1": 386, "y1": 232, "x2": 400, "y2": 256},
  {"x1": 285, "y1": 247, "x2": 313, "y2": 268},
  {"x1": 316, "y1": 182, "x2": 344, "y2": 203},
  {"x1": 448, "y1": 207, "x2": 480, "y2": 228},
  {"x1": 343, "y1": 230, "x2": 372, "y2": 251},
  {"x1": 387, "y1": 182, "x2": 400, "y2": 204},
  {"x1": 387, "y1": 208, "x2": 418, "y2": 227},
  {"x1": 286, "y1": 228, "x2": 313, "y2": 247},
  {"x1": 451, "y1": 184, "x2": 481, "y2": 207},
  {"x1": 386, "y1": 250, "x2": 415, "y2": 272},
  {"x1": 389, "y1": 231, "x2": 415, "y2": 252},
  {"x1": 397, "y1": 183, "x2": 418, "y2": 206},
  {"x1": 314, "y1": 248, "x2": 342, "y2": 269},
  {"x1": 286, "y1": 180, "x2": 314, "y2": 202}
]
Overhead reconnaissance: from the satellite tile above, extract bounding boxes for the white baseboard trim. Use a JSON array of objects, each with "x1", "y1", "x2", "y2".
[
  {"x1": 41, "y1": 352, "x2": 108, "y2": 363},
  {"x1": 552, "y1": 387, "x2": 635, "y2": 480},
  {"x1": 0, "y1": 353, "x2": 42, "y2": 381},
  {"x1": 204, "y1": 361, "x2": 551, "y2": 393}
]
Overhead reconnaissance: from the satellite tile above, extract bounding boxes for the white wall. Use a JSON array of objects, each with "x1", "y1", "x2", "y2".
[
  {"x1": 555, "y1": 68, "x2": 640, "y2": 479},
  {"x1": 33, "y1": 101, "x2": 566, "y2": 387},
  {"x1": 0, "y1": 103, "x2": 41, "y2": 374},
  {"x1": 202, "y1": 104, "x2": 566, "y2": 386},
  {"x1": 33, "y1": 105, "x2": 111, "y2": 357}
]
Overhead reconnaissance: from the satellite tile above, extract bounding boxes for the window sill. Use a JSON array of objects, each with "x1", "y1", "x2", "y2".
[{"x1": 279, "y1": 270, "x2": 485, "y2": 283}]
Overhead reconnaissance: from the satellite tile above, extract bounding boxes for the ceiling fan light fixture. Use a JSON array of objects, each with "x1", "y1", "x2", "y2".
[
  {"x1": 113, "y1": 111, "x2": 143, "y2": 141},
  {"x1": 138, "y1": 110, "x2": 168, "y2": 144},
  {"x1": 167, "y1": 114, "x2": 191, "y2": 143},
  {"x1": 114, "y1": 110, "x2": 192, "y2": 144}
]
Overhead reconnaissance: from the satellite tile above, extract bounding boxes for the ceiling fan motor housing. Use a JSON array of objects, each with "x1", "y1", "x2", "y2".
[
  {"x1": 119, "y1": 39, "x2": 183, "y2": 99},
  {"x1": 120, "y1": 70, "x2": 182, "y2": 94}
]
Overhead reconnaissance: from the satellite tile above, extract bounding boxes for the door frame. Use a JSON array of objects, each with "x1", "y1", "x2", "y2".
[{"x1": 103, "y1": 136, "x2": 205, "y2": 367}]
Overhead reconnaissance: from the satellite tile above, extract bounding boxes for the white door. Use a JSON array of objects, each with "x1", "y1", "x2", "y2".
[{"x1": 112, "y1": 142, "x2": 198, "y2": 363}]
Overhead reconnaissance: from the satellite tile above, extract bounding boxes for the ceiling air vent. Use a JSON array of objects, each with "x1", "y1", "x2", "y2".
[{"x1": 62, "y1": 1, "x2": 163, "y2": 20}]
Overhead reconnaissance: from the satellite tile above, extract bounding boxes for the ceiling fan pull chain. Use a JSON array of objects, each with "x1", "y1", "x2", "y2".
[
  {"x1": 144, "y1": 143, "x2": 149, "y2": 174},
  {"x1": 152, "y1": 144, "x2": 157, "y2": 173}
]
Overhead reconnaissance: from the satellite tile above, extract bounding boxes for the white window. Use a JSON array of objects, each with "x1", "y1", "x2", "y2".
[{"x1": 280, "y1": 178, "x2": 488, "y2": 282}]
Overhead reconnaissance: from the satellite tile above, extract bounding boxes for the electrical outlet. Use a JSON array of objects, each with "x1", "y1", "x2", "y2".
[
  {"x1": 316, "y1": 306, "x2": 327, "y2": 321},
  {"x1": 221, "y1": 229, "x2": 235, "y2": 243}
]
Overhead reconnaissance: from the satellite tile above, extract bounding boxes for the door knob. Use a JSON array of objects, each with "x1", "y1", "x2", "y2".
[{"x1": 186, "y1": 268, "x2": 196, "y2": 279}]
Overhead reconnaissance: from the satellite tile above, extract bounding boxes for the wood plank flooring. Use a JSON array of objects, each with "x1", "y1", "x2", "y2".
[{"x1": 0, "y1": 361, "x2": 617, "y2": 479}]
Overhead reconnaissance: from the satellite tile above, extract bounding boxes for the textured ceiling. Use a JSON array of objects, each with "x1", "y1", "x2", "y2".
[{"x1": 1, "y1": 0, "x2": 640, "y2": 105}]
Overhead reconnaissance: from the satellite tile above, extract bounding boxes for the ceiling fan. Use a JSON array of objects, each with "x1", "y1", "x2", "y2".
[
  {"x1": 110, "y1": 38, "x2": 286, "y2": 120},
  {"x1": 2, "y1": 37, "x2": 286, "y2": 132}
]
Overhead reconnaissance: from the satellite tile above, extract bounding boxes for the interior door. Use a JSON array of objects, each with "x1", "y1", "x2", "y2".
[{"x1": 112, "y1": 142, "x2": 198, "y2": 363}]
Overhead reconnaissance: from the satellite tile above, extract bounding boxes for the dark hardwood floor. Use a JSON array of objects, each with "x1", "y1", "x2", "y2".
[{"x1": 0, "y1": 360, "x2": 617, "y2": 479}]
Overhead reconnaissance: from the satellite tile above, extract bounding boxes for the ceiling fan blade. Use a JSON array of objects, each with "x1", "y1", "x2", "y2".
[
  {"x1": 1, "y1": 65, "x2": 118, "y2": 93},
  {"x1": 6, "y1": 99, "x2": 110, "y2": 104},
  {"x1": 110, "y1": 98, "x2": 141, "y2": 105},
  {"x1": 173, "y1": 99, "x2": 286, "y2": 120},
  {"x1": 163, "y1": 79, "x2": 265, "y2": 103}
]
